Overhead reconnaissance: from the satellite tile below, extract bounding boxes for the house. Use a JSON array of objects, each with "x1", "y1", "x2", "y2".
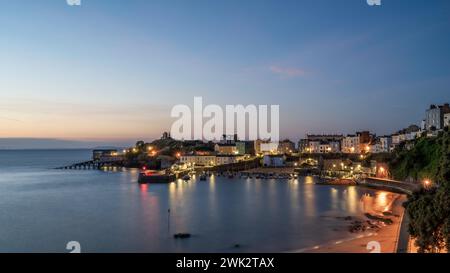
[
  {"x1": 445, "y1": 113, "x2": 450, "y2": 128},
  {"x1": 214, "y1": 143, "x2": 238, "y2": 155},
  {"x1": 254, "y1": 139, "x2": 271, "y2": 154},
  {"x1": 277, "y1": 139, "x2": 296, "y2": 154},
  {"x1": 92, "y1": 149, "x2": 119, "y2": 161},
  {"x1": 235, "y1": 141, "x2": 255, "y2": 155},
  {"x1": 298, "y1": 139, "x2": 309, "y2": 153},
  {"x1": 260, "y1": 142, "x2": 279, "y2": 154},
  {"x1": 179, "y1": 154, "x2": 244, "y2": 166},
  {"x1": 342, "y1": 131, "x2": 374, "y2": 154},
  {"x1": 378, "y1": 136, "x2": 392, "y2": 153},
  {"x1": 342, "y1": 135, "x2": 359, "y2": 153},
  {"x1": 180, "y1": 155, "x2": 217, "y2": 166},
  {"x1": 263, "y1": 155, "x2": 285, "y2": 167},
  {"x1": 425, "y1": 103, "x2": 450, "y2": 130},
  {"x1": 300, "y1": 134, "x2": 343, "y2": 153}
]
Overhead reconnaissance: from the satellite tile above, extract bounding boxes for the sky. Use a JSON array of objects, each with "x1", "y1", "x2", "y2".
[{"x1": 0, "y1": 0, "x2": 449, "y2": 148}]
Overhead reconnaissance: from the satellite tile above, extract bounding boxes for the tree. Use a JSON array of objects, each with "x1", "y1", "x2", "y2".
[{"x1": 405, "y1": 130, "x2": 450, "y2": 252}]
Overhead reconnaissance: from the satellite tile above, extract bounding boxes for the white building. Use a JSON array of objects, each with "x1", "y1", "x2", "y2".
[
  {"x1": 308, "y1": 141, "x2": 320, "y2": 153},
  {"x1": 379, "y1": 136, "x2": 392, "y2": 153},
  {"x1": 445, "y1": 113, "x2": 450, "y2": 128},
  {"x1": 260, "y1": 142, "x2": 279, "y2": 154},
  {"x1": 425, "y1": 104, "x2": 450, "y2": 130},
  {"x1": 180, "y1": 155, "x2": 244, "y2": 166},
  {"x1": 318, "y1": 141, "x2": 340, "y2": 153},
  {"x1": 342, "y1": 135, "x2": 360, "y2": 153}
]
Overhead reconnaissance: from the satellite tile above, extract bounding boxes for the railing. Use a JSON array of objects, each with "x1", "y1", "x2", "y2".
[{"x1": 357, "y1": 177, "x2": 421, "y2": 195}]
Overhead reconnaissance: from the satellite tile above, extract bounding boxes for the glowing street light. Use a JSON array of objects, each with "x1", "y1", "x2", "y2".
[{"x1": 423, "y1": 179, "x2": 432, "y2": 188}]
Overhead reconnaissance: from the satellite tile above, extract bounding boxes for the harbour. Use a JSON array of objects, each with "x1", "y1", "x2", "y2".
[{"x1": 0, "y1": 149, "x2": 402, "y2": 253}]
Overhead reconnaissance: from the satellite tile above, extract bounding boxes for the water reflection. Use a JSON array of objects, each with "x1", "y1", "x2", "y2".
[
  {"x1": 0, "y1": 162, "x2": 388, "y2": 253},
  {"x1": 302, "y1": 176, "x2": 316, "y2": 217},
  {"x1": 361, "y1": 191, "x2": 396, "y2": 215},
  {"x1": 347, "y1": 186, "x2": 358, "y2": 214}
]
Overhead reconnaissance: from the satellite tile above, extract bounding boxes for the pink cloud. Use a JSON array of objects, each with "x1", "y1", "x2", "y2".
[{"x1": 269, "y1": 65, "x2": 306, "y2": 77}]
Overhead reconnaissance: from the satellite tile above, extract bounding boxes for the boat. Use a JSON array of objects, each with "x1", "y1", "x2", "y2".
[
  {"x1": 182, "y1": 175, "x2": 191, "y2": 181},
  {"x1": 199, "y1": 173, "x2": 207, "y2": 181},
  {"x1": 138, "y1": 170, "x2": 176, "y2": 184}
]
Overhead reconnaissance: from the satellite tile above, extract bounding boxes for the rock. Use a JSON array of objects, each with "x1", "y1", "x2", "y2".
[{"x1": 174, "y1": 233, "x2": 191, "y2": 239}]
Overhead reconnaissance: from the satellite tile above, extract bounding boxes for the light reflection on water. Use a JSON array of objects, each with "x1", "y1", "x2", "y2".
[{"x1": 0, "y1": 150, "x2": 390, "y2": 253}]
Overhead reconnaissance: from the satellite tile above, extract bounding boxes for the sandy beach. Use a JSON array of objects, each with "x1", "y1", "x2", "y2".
[{"x1": 296, "y1": 193, "x2": 407, "y2": 253}]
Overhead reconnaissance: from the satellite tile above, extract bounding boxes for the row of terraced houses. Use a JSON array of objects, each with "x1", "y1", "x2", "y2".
[{"x1": 297, "y1": 103, "x2": 450, "y2": 154}]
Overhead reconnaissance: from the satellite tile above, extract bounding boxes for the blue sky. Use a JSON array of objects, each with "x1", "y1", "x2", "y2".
[{"x1": 0, "y1": 0, "x2": 449, "y2": 147}]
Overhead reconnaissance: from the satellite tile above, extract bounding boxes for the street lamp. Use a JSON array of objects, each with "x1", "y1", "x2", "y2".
[{"x1": 423, "y1": 179, "x2": 432, "y2": 188}]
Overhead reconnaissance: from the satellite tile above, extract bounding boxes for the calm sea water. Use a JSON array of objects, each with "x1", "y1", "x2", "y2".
[{"x1": 0, "y1": 150, "x2": 381, "y2": 253}]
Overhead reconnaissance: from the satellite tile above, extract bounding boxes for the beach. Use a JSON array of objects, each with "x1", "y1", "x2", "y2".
[{"x1": 297, "y1": 193, "x2": 407, "y2": 253}]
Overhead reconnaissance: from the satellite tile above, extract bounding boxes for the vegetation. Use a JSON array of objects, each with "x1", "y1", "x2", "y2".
[
  {"x1": 122, "y1": 137, "x2": 215, "y2": 169},
  {"x1": 401, "y1": 128, "x2": 450, "y2": 252},
  {"x1": 389, "y1": 133, "x2": 444, "y2": 181}
]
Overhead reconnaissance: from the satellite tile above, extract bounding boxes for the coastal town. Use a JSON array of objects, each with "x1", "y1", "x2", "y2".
[
  {"x1": 84, "y1": 103, "x2": 449, "y2": 188},
  {"x1": 59, "y1": 102, "x2": 447, "y2": 253}
]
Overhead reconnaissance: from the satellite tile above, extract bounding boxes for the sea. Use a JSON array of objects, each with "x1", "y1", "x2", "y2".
[{"x1": 0, "y1": 149, "x2": 386, "y2": 253}]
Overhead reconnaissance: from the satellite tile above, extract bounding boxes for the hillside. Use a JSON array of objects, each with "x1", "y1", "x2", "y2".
[{"x1": 389, "y1": 132, "x2": 445, "y2": 182}]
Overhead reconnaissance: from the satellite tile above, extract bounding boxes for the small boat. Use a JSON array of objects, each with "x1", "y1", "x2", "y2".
[
  {"x1": 182, "y1": 175, "x2": 191, "y2": 181},
  {"x1": 199, "y1": 173, "x2": 207, "y2": 181}
]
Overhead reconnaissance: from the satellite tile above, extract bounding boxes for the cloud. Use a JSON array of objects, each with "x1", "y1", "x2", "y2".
[{"x1": 269, "y1": 65, "x2": 306, "y2": 77}]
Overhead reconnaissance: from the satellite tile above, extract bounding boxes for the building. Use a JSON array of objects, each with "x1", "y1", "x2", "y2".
[
  {"x1": 298, "y1": 139, "x2": 309, "y2": 153},
  {"x1": 263, "y1": 155, "x2": 285, "y2": 167},
  {"x1": 179, "y1": 155, "x2": 244, "y2": 166},
  {"x1": 235, "y1": 141, "x2": 255, "y2": 155},
  {"x1": 391, "y1": 134, "x2": 400, "y2": 146},
  {"x1": 260, "y1": 142, "x2": 279, "y2": 154},
  {"x1": 277, "y1": 139, "x2": 296, "y2": 154},
  {"x1": 299, "y1": 134, "x2": 343, "y2": 153},
  {"x1": 342, "y1": 135, "x2": 360, "y2": 153},
  {"x1": 214, "y1": 143, "x2": 238, "y2": 155},
  {"x1": 306, "y1": 134, "x2": 344, "y2": 142},
  {"x1": 425, "y1": 103, "x2": 450, "y2": 130},
  {"x1": 215, "y1": 155, "x2": 244, "y2": 165},
  {"x1": 378, "y1": 136, "x2": 392, "y2": 153},
  {"x1": 92, "y1": 149, "x2": 119, "y2": 161},
  {"x1": 308, "y1": 140, "x2": 320, "y2": 153},
  {"x1": 342, "y1": 131, "x2": 374, "y2": 154},
  {"x1": 392, "y1": 125, "x2": 421, "y2": 145},
  {"x1": 445, "y1": 113, "x2": 450, "y2": 128},
  {"x1": 180, "y1": 155, "x2": 216, "y2": 166},
  {"x1": 254, "y1": 139, "x2": 271, "y2": 154}
]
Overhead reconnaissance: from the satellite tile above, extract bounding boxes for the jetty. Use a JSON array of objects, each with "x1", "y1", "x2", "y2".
[{"x1": 56, "y1": 159, "x2": 123, "y2": 170}]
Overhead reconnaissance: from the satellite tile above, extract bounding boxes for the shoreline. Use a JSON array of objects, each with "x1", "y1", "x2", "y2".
[{"x1": 291, "y1": 193, "x2": 407, "y2": 253}]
